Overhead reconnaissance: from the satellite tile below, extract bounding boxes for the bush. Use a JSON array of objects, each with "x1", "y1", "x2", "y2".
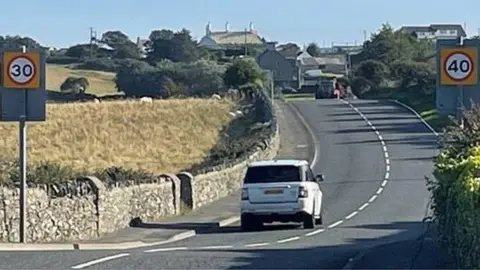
[
  {"x1": 47, "y1": 55, "x2": 81, "y2": 65},
  {"x1": 76, "y1": 58, "x2": 119, "y2": 72},
  {"x1": 354, "y1": 59, "x2": 390, "y2": 86},
  {"x1": 115, "y1": 60, "x2": 226, "y2": 98},
  {"x1": 224, "y1": 58, "x2": 265, "y2": 88},
  {"x1": 351, "y1": 76, "x2": 373, "y2": 97},
  {"x1": 60, "y1": 76, "x2": 89, "y2": 94},
  {"x1": 429, "y1": 105, "x2": 480, "y2": 268},
  {"x1": 0, "y1": 161, "x2": 81, "y2": 187}
]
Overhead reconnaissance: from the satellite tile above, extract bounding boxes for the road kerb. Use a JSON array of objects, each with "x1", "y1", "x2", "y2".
[{"x1": 0, "y1": 215, "x2": 240, "y2": 251}]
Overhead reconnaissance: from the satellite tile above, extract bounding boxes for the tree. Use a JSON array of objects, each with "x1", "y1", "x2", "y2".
[
  {"x1": 354, "y1": 60, "x2": 390, "y2": 86},
  {"x1": 65, "y1": 44, "x2": 100, "y2": 58},
  {"x1": 306, "y1": 42, "x2": 321, "y2": 57},
  {"x1": 0, "y1": 35, "x2": 43, "y2": 50},
  {"x1": 224, "y1": 58, "x2": 264, "y2": 88},
  {"x1": 60, "y1": 77, "x2": 89, "y2": 94},
  {"x1": 147, "y1": 28, "x2": 200, "y2": 63},
  {"x1": 101, "y1": 30, "x2": 141, "y2": 59}
]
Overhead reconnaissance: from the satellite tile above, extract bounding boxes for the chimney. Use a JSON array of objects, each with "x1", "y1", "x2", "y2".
[
  {"x1": 265, "y1": 41, "x2": 277, "y2": 51},
  {"x1": 249, "y1": 22, "x2": 253, "y2": 32},
  {"x1": 225, "y1": 21, "x2": 229, "y2": 32},
  {"x1": 205, "y1": 21, "x2": 211, "y2": 36}
]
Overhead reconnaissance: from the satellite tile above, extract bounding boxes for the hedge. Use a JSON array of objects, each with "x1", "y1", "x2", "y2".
[{"x1": 430, "y1": 145, "x2": 480, "y2": 269}]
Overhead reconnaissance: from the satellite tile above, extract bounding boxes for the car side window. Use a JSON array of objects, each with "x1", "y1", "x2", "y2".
[{"x1": 306, "y1": 166, "x2": 316, "y2": 182}]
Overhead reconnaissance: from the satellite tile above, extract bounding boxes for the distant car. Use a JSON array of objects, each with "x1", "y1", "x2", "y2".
[{"x1": 240, "y1": 159, "x2": 324, "y2": 231}]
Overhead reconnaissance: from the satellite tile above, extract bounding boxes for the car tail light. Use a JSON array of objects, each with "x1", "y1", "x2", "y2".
[
  {"x1": 241, "y1": 188, "x2": 249, "y2": 200},
  {"x1": 298, "y1": 186, "x2": 308, "y2": 198}
]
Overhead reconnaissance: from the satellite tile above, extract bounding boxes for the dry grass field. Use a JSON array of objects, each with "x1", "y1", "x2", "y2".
[
  {"x1": 46, "y1": 64, "x2": 117, "y2": 95},
  {"x1": 0, "y1": 99, "x2": 234, "y2": 173}
]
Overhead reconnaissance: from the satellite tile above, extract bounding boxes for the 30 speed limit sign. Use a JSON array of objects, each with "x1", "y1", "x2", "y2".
[
  {"x1": 440, "y1": 47, "x2": 478, "y2": 85},
  {"x1": 1, "y1": 51, "x2": 40, "y2": 88}
]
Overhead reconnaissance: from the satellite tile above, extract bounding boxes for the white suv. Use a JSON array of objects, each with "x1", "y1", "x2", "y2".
[{"x1": 240, "y1": 159, "x2": 324, "y2": 231}]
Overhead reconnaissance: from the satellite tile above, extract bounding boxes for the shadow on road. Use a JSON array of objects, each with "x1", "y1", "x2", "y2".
[{"x1": 182, "y1": 221, "x2": 451, "y2": 269}]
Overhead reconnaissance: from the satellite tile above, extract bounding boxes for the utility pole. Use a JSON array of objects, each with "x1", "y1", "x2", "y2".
[
  {"x1": 244, "y1": 28, "x2": 248, "y2": 56},
  {"x1": 89, "y1": 27, "x2": 96, "y2": 58},
  {"x1": 363, "y1": 30, "x2": 367, "y2": 43}
]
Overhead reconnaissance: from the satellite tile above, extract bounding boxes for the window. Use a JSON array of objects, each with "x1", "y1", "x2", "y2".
[
  {"x1": 439, "y1": 29, "x2": 447, "y2": 34},
  {"x1": 306, "y1": 166, "x2": 316, "y2": 182},
  {"x1": 243, "y1": 165, "x2": 301, "y2": 184}
]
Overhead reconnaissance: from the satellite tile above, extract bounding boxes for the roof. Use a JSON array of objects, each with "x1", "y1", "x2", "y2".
[
  {"x1": 206, "y1": 30, "x2": 263, "y2": 45},
  {"x1": 399, "y1": 24, "x2": 466, "y2": 37},
  {"x1": 248, "y1": 159, "x2": 309, "y2": 167}
]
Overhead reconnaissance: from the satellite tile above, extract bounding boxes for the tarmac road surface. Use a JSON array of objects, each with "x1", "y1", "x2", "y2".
[{"x1": 0, "y1": 99, "x2": 438, "y2": 269}]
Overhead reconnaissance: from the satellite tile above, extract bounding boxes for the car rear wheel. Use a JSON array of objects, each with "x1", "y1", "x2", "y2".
[
  {"x1": 302, "y1": 211, "x2": 315, "y2": 229},
  {"x1": 241, "y1": 214, "x2": 262, "y2": 231}
]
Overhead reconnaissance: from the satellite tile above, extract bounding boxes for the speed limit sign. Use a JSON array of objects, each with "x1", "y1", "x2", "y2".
[
  {"x1": 440, "y1": 47, "x2": 477, "y2": 85},
  {"x1": 2, "y1": 51, "x2": 40, "y2": 88}
]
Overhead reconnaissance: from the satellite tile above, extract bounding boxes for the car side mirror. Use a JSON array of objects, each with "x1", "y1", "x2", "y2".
[{"x1": 316, "y1": 174, "x2": 324, "y2": 182}]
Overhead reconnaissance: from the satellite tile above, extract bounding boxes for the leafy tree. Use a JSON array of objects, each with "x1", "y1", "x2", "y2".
[
  {"x1": 101, "y1": 30, "x2": 141, "y2": 59},
  {"x1": 306, "y1": 42, "x2": 321, "y2": 57},
  {"x1": 65, "y1": 44, "x2": 100, "y2": 59},
  {"x1": 147, "y1": 28, "x2": 200, "y2": 63},
  {"x1": 354, "y1": 59, "x2": 390, "y2": 86},
  {"x1": 60, "y1": 77, "x2": 89, "y2": 94},
  {"x1": 0, "y1": 35, "x2": 43, "y2": 50},
  {"x1": 224, "y1": 58, "x2": 264, "y2": 88}
]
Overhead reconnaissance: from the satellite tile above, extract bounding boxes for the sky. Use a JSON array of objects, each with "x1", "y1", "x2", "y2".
[{"x1": 1, "y1": 0, "x2": 480, "y2": 48}]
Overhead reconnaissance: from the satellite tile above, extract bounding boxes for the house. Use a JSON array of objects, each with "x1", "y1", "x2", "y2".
[
  {"x1": 399, "y1": 24, "x2": 466, "y2": 40},
  {"x1": 257, "y1": 43, "x2": 348, "y2": 89},
  {"x1": 198, "y1": 22, "x2": 264, "y2": 51},
  {"x1": 257, "y1": 42, "x2": 298, "y2": 88}
]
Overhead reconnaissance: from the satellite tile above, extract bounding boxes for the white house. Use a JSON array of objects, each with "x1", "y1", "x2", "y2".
[{"x1": 399, "y1": 24, "x2": 466, "y2": 40}]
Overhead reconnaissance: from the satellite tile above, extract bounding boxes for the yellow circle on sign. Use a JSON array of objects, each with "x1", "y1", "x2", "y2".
[
  {"x1": 1, "y1": 51, "x2": 40, "y2": 89},
  {"x1": 440, "y1": 47, "x2": 478, "y2": 85}
]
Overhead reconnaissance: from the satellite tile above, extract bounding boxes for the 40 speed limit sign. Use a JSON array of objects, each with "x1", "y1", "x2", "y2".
[
  {"x1": 440, "y1": 47, "x2": 478, "y2": 85},
  {"x1": 2, "y1": 51, "x2": 40, "y2": 88}
]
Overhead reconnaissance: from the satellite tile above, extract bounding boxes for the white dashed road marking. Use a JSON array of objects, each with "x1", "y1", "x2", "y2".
[
  {"x1": 245, "y1": 242, "x2": 270, "y2": 247},
  {"x1": 198, "y1": 245, "x2": 234, "y2": 250},
  {"x1": 345, "y1": 211, "x2": 358, "y2": 220},
  {"x1": 305, "y1": 228, "x2": 325, "y2": 236},
  {"x1": 328, "y1": 220, "x2": 344, "y2": 229},
  {"x1": 143, "y1": 247, "x2": 188, "y2": 253},
  {"x1": 368, "y1": 195, "x2": 378, "y2": 203},
  {"x1": 277, "y1": 236, "x2": 300, "y2": 243},
  {"x1": 358, "y1": 202, "x2": 369, "y2": 211},
  {"x1": 71, "y1": 253, "x2": 130, "y2": 269}
]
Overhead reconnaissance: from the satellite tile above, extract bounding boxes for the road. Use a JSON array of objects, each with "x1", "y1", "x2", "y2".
[{"x1": 0, "y1": 99, "x2": 438, "y2": 269}]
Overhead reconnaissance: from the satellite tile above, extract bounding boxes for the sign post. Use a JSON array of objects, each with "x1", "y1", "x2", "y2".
[
  {"x1": 1, "y1": 46, "x2": 46, "y2": 243},
  {"x1": 439, "y1": 45, "x2": 478, "y2": 126}
]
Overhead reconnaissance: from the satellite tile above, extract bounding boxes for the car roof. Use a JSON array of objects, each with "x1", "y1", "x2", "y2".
[{"x1": 248, "y1": 159, "x2": 309, "y2": 167}]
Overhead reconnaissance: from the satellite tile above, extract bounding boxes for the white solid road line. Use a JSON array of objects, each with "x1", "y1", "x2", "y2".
[
  {"x1": 71, "y1": 253, "x2": 130, "y2": 269},
  {"x1": 143, "y1": 247, "x2": 188, "y2": 253},
  {"x1": 305, "y1": 228, "x2": 325, "y2": 236},
  {"x1": 245, "y1": 242, "x2": 270, "y2": 247},
  {"x1": 345, "y1": 211, "x2": 358, "y2": 220},
  {"x1": 328, "y1": 220, "x2": 344, "y2": 229},
  {"x1": 277, "y1": 236, "x2": 300, "y2": 243}
]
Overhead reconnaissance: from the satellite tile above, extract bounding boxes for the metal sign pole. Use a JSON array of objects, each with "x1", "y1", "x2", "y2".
[{"x1": 19, "y1": 45, "x2": 27, "y2": 243}]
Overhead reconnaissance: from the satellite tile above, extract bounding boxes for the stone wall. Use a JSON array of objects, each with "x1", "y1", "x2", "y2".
[{"x1": 0, "y1": 88, "x2": 279, "y2": 243}]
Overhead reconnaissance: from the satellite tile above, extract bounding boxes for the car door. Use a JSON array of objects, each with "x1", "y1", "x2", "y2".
[{"x1": 306, "y1": 166, "x2": 322, "y2": 215}]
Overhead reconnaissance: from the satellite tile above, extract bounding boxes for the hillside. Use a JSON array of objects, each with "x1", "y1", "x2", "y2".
[{"x1": 46, "y1": 64, "x2": 118, "y2": 96}]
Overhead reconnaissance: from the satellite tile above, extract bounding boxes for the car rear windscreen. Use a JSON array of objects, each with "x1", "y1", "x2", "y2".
[{"x1": 243, "y1": 165, "x2": 301, "y2": 184}]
